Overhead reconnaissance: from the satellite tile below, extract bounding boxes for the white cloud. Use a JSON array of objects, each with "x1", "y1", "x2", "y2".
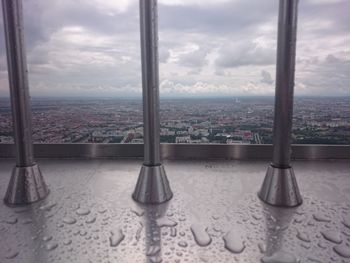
[{"x1": 159, "y1": 79, "x2": 274, "y2": 96}]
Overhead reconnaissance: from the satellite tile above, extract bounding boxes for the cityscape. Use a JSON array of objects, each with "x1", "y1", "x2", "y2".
[{"x1": 0, "y1": 97, "x2": 349, "y2": 145}]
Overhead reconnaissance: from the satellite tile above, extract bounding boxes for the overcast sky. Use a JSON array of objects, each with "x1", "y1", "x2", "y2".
[{"x1": 0, "y1": 0, "x2": 349, "y2": 97}]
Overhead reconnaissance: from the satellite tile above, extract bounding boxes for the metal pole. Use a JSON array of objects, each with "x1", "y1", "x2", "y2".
[
  {"x1": 140, "y1": 0, "x2": 161, "y2": 166},
  {"x1": 132, "y1": 0, "x2": 173, "y2": 204},
  {"x1": 2, "y1": 0, "x2": 49, "y2": 206},
  {"x1": 258, "y1": 0, "x2": 302, "y2": 207},
  {"x1": 272, "y1": 0, "x2": 298, "y2": 168}
]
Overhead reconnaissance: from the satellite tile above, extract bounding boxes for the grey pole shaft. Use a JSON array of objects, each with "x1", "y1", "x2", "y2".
[
  {"x1": 258, "y1": 0, "x2": 301, "y2": 207},
  {"x1": 272, "y1": 0, "x2": 299, "y2": 168},
  {"x1": 140, "y1": 0, "x2": 161, "y2": 166},
  {"x1": 2, "y1": 0, "x2": 35, "y2": 167},
  {"x1": 132, "y1": 0, "x2": 172, "y2": 204},
  {"x1": 2, "y1": 0, "x2": 49, "y2": 206}
]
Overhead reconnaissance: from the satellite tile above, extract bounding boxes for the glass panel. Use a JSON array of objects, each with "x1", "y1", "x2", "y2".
[
  {"x1": 0, "y1": 0, "x2": 142, "y2": 144},
  {"x1": 158, "y1": 0, "x2": 278, "y2": 144},
  {"x1": 293, "y1": 0, "x2": 350, "y2": 144},
  {"x1": 0, "y1": 1, "x2": 349, "y2": 145},
  {"x1": 0, "y1": 2, "x2": 12, "y2": 143}
]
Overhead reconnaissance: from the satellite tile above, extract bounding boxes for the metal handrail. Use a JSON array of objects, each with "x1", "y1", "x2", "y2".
[{"x1": 0, "y1": 143, "x2": 349, "y2": 159}]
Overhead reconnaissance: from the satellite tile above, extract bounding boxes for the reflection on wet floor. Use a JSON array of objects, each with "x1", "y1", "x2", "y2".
[{"x1": 0, "y1": 159, "x2": 350, "y2": 262}]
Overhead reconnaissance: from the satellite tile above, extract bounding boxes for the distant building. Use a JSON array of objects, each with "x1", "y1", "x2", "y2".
[{"x1": 176, "y1": 136, "x2": 191, "y2": 143}]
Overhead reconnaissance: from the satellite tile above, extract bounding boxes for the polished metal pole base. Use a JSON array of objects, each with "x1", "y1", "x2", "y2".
[
  {"x1": 132, "y1": 164, "x2": 173, "y2": 204},
  {"x1": 258, "y1": 164, "x2": 302, "y2": 207},
  {"x1": 4, "y1": 164, "x2": 49, "y2": 206}
]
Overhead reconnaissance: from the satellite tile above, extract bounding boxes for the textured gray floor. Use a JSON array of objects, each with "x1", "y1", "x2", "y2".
[{"x1": 0, "y1": 159, "x2": 350, "y2": 263}]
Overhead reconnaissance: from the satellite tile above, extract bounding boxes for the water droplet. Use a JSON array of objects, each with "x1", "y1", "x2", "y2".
[
  {"x1": 170, "y1": 227, "x2": 177, "y2": 237},
  {"x1": 222, "y1": 229, "x2": 245, "y2": 254},
  {"x1": 45, "y1": 213, "x2": 54, "y2": 219},
  {"x1": 320, "y1": 230, "x2": 342, "y2": 244},
  {"x1": 76, "y1": 208, "x2": 90, "y2": 216},
  {"x1": 98, "y1": 208, "x2": 107, "y2": 214},
  {"x1": 39, "y1": 202, "x2": 56, "y2": 211},
  {"x1": 135, "y1": 222, "x2": 143, "y2": 242},
  {"x1": 5, "y1": 251, "x2": 19, "y2": 259},
  {"x1": 179, "y1": 216, "x2": 186, "y2": 222},
  {"x1": 178, "y1": 241, "x2": 188, "y2": 248},
  {"x1": 296, "y1": 230, "x2": 311, "y2": 243},
  {"x1": 213, "y1": 225, "x2": 222, "y2": 232},
  {"x1": 333, "y1": 244, "x2": 350, "y2": 258},
  {"x1": 342, "y1": 215, "x2": 350, "y2": 229},
  {"x1": 149, "y1": 255, "x2": 162, "y2": 263},
  {"x1": 293, "y1": 217, "x2": 303, "y2": 224},
  {"x1": 62, "y1": 217, "x2": 77, "y2": 225},
  {"x1": 45, "y1": 242, "x2": 58, "y2": 251},
  {"x1": 85, "y1": 216, "x2": 96, "y2": 224},
  {"x1": 14, "y1": 208, "x2": 30, "y2": 214},
  {"x1": 146, "y1": 245, "x2": 161, "y2": 256},
  {"x1": 79, "y1": 230, "x2": 87, "y2": 236},
  {"x1": 306, "y1": 257, "x2": 322, "y2": 263},
  {"x1": 63, "y1": 239, "x2": 72, "y2": 246},
  {"x1": 252, "y1": 214, "x2": 262, "y2": 220},
  {"x1": 4, "y1": 216, "x2": 18, "y2": 225},
  {"x1": 261, "y1": 250, "x2": 297, "y2": 263},
  {"x1": 258, "y1": 243, "x2": 266, "y2": 254},
  {"x1": 109, "y1": 228, "x2": 125, "y2": 247},
  {"x1": 313, "y1": 213, "x2": 331, "y2": 223},
  {"x1": 43, "y1": 235, "x2": 53, "y2": 242},
  {"x1": 167, "y1": 212, "x2": 174, "y2": 217},
  {"x1": 156, "y1": 217, "x2": 177, "y2": 228},
  {"x1": 301, "y1": 243, "x2": 311, "y2": 249},
  {"x1": 131, "y1": 207, "x2": 144, "y2": 217},
  {"x1": 317, "y1": 241, "x2": 328, "y2": 249},
  {"x1": 22, "y1": 219, "x2": 33, "y2": 225},
  {"x1": 153, "y1": 236, "x2": 160, "y2": 242},
  {"x1": 190, "y1": 223, "x2": 212, "y2": 247}
]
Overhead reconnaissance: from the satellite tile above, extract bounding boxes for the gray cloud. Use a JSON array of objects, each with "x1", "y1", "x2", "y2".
[
  {"x1": 215, "y1": 41, "x2": 276, "y2": 68},
  {"x1": 158, "y1": 1, "x2": 277, "y2": 35},
  {"x1": 260, "y1": 70, "x2": 273, "y2": 85},
  {"x1": 295, "y1": 54, "x2": 350, "y2": 96},
  {"x1": 0, "y1": 0, "x2": 349, "y2": 97},
  {"x1": 178, "y1": 47, "x2": 209, "y2": 68}
]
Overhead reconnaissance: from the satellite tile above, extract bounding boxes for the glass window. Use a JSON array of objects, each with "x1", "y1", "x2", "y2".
[{"x1": 0, "y1": 0, "x2": 348, "y2": 145}]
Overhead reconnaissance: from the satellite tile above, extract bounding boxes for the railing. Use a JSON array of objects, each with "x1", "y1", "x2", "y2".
[
  {"x1": 1, "y1": 0, "x2": 348, "y2": 207},
  {"x1": 0, "y1": 143, "x2": 349, "y2": 159}
]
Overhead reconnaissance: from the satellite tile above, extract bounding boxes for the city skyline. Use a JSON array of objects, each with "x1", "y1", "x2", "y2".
[
  {"x1": 0, "y1": 0, "x2": 349, "y2": 97},
  {"x1": 1, "y1": 97, "x2": 349, "y2": 145}
]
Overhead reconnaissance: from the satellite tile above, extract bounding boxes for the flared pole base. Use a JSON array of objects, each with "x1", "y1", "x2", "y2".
[
  {"x1": 132, "y1": 164, "x2": 173, "y2": 204},
  {"x1": 4, "y1": 164, "x2": 49, "y2": 207},
  {"x1": 258, "y1": 164, "x2": 302, "y2": 207}
]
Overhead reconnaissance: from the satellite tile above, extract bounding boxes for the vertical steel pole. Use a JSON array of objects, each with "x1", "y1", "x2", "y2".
[
  {"x1": 132, "y1": 0, "x2": 173, "y2": 204},
  {"x1": 258, "y1": 0, "x2": 302, "y2": 207},
  {"x1": 272, "y1": 0, "x2": 298, "y2": 169},
  {"x1": 140, "y1": 0, "x2": 161, "y2": 166},
  {"x1": 2, "y1": 0, "x2": 49, "y2": 206}
]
